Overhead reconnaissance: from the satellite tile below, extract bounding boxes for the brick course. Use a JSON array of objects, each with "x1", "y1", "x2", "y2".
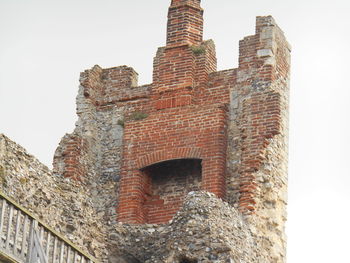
[
  {"x1": 118, "y1": 105, "x2": 228, "y2": 223},
  {"x1": 54, "y1": 2, "x2": 290, "y2": 260}
]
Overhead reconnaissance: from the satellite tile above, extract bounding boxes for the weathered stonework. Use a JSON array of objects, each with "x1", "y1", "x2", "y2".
[
  {"x1": 109, "y1": 191, "x2": 263, "y2": 263},
  {"x1": 0, "y1": 134, "x2": 108, "y2": 260},
  {"x1": 2, "y1": 0, "x2": 290, "y2": 262}
]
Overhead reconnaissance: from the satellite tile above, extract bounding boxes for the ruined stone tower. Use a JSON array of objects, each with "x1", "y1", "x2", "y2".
[{"x1": 50, "y1": 0, "x2": 291, "y2": 261}]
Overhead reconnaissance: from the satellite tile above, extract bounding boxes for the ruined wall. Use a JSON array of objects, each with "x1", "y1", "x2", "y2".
[
  {"x1": 109, "y1": 192, "x2": 265, "y2": 263},
  {"x1": 53, "y1": 65, "x2": 151, "y2": 228},
  {"x1": 117, "y1": 0, "x2": 229, "y2": 224},
  {"x1": 49, "y1": 0, "x2": 290, "y2": 262},
  {"x1": 0, "y1": 0, "x2": 291, "y2": 262},
  {"x1": 227, "y1": 16, "x2": 291, "y2": 262},
  {"x1": 119, "y1": 105, "x2": 227, "y2": 223},
  {"x1": 0, "y1": 134, "x2": 108, "y2": 261}
]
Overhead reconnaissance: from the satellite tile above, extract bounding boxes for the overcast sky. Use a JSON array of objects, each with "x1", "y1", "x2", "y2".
[{"x1": 1, "y1": 0, "x2": 350, "y2": 262}]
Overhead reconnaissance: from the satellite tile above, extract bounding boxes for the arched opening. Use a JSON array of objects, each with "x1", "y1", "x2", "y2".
[{"x1": 141, "y1": 158, "x2": 202, "y2": 224}]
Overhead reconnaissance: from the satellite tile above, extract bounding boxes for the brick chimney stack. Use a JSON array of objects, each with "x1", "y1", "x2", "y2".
[
  {"x1": 54, "y1": 3, "x2": 290, "y2": 259},
  {"x1": 152, "y1": 0, "x2": 210, "y2": 99},
  {"x1": 166, "y1": 0, "x2": 203, "y2": 47}
]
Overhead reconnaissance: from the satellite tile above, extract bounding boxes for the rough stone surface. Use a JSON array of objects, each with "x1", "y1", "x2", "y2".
[
  {"x1": 0, "y1": 134, "x2": 108, "y2": 261},
  {"x1": 1, "y1": 0, "x2": 291, "y2": 262},
  {"x1": 109, "y1": 191, "x2": 265, "y2": 263}
]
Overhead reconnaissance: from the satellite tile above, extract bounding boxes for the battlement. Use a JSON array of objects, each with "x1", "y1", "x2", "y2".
[
  {"x1": 79, "y1": 65, "x2": 140, "y2": 107},
  {"x1": 51, "y1": 1, "x2": 291, "y2": 262}
]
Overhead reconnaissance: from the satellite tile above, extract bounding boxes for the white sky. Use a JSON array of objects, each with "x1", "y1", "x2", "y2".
[{"x1": 1, "y1": 0, "x2": 350, "y2": 262}]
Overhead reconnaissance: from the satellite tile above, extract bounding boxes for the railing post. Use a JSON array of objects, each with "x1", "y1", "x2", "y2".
[
  {"x1": 27, "y1": 219, "x2": 36, "y2": 262},
  {"x1": 5, "y1": 204, "x2": 14, "y2": 250},
  {"x1": 13, "y1": 208, "x2": 21, "y2": 255},
  {"x1": 0, "y1": 199, "x2": 7, "y2": 235},
  {"x1": 20, "y1": 215, "x2": 29, "y2": 259},
  {"x1": 0, "y1": 192, "x2": 97, "y2": 263},
  {"x1": 33, "y1": 224, "x2": 48, "y2": 263},
  {"x1": 27, "y1": 220, "x2": 49, "y2": 263}
]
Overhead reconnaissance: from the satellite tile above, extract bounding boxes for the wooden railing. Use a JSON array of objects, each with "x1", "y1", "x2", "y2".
[{"x1": 0, "y1": 191, "x2": 97, "y2": 263}]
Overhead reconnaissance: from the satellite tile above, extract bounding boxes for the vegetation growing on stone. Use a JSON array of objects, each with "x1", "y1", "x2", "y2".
[
  {"x1": 0, "y1": 0, "x2": 291, "y2": 261},
  {"x1": 191, "y1": 45, "x2": 206, "y2": 56},
  {"x1": 130, "y1": 111, "x2": 148, "y2": 121},
  {"x1": 117, "y1": 119, "x2": 125, "y2": 127},
  {"x1": 117, "y1": 112, "x2": 148, "y2": 127}
]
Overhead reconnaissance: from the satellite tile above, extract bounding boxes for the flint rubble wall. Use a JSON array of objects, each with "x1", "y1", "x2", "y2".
[
  {"x1": 0, "y1": 134, "x2": 108, "y2": 261},
  {"x1": 1, "y1": 1, "x2": 290, "y2": 262}
]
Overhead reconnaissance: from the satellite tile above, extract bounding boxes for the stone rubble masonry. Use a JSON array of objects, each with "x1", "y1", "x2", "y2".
[
  {"x1": 0, "y1": 134, "x2": 108, "y2": 261},
  {"x1": 109, "y1": 191, "x2": 265, "y2": 263},
  {"x1": 3, "y1": 0, "x2": 290, "y2": 262}
]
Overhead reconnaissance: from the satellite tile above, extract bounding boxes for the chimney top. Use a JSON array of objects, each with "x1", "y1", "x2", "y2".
[{"x1": 166, "y1": 0, "x2": 203, "y2": 47}]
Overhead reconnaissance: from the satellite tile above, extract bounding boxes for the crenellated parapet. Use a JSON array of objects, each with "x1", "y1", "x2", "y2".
[{"x1": 53, "y1": 1, "x2": 290, "y2": 262}]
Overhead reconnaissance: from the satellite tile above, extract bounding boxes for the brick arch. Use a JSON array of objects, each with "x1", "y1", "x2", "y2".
[{"x1": 136, "y1": 147, "x2": 203, "y2": 169}]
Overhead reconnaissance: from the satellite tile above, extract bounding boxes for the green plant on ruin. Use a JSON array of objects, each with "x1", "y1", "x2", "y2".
[
  {"x1": 130, "y1": 111, "x2": 148, "y2": 121},
  {"x1": 117, "y1": 118, "x2": 125, "y2": 128},
  {"x1": 191, "y1": 45, "x2": 206, "y2": 56},
  {"x1": 117, "y1": 112, "x2": 148, "y2": 127}
]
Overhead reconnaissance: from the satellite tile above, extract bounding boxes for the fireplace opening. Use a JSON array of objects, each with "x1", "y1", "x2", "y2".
[{"x1": 141, "y1": 158, "x2": 202, "y2": 224}]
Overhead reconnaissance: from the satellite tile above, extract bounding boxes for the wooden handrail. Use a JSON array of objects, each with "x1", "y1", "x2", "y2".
[{"x1": 0, "y1": 190, "x2": 98, "y2": 263}]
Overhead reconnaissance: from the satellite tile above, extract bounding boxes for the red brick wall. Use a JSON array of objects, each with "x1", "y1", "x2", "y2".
[
  {"x1": 152, "y1": 45, "x2": 196, "y2": 95},
  {"x1": 152, "y1": 40, "x2": 217, "y2": 111},
  {"x1": 238, "y1": 91, "x2": 281, "y2": 213},
  {"x1": 117, "y1": 0, "x2": 231, "y2": 224},
  {"x1": 167, "y1": 0, "x2": 203, "y2": 47},
  {"x1": 118, "y1": 105, "x2": 228, "y2": 223},
  {"x1": 55, "y1": 1, "x2": 290, "y2": 230},
  {"x1": 54, "y1": 134, "x2": 87, "y2": 181},
  {"x1": 234, "y1": 16, "x2": 291, "y2": 215}
]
